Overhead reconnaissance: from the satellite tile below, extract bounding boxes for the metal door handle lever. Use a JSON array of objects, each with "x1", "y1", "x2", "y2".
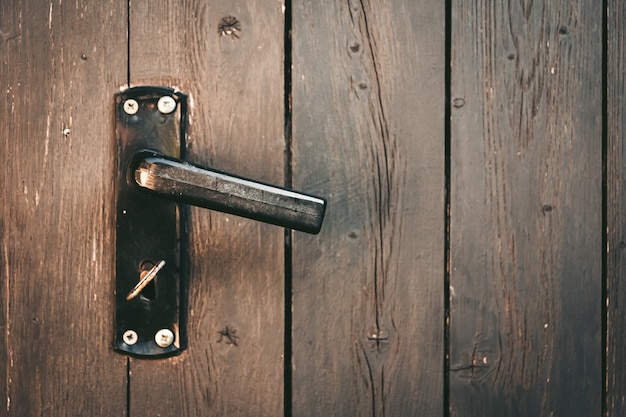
[{"x1": 132, "y1": 151, "x2": 325, "y2": 234}]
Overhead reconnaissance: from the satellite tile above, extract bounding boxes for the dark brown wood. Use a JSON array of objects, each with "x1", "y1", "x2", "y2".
[
  {"x1": 606, "y1": 1, "x2": 626, "y2": 415},
  {"x1": 127, "y1": 2, "x2": 285, "y2": 416},
  {"x1": 2, "y1": 2, "x2": 615, "y2": 416},
  {"x1": 449, "y1": 1, "x2": 602, "y2": 416},
  {"x1": 0, "y1": 0, "x2": 128, "y2": 415},
  {"x1": 291, "y1": 0, "x2": 445, "y2": 415}
]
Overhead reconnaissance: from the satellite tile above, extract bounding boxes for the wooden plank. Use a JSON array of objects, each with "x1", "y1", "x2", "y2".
[
  {"x1": 606, "y1": 0, "x2": 626, "y2": 415},
  {"x1": 449, "y1": 1, "x2": 602, "y2": 415},
  {"x1": 291, "y1": 0, "x2": 445, "y2": 415},
  {"x1": 128, "y1": 2, "x2": 285, "y2": 416},
  {"x1": 0, "y1": 1, "x2": 128, "y2": 415}
]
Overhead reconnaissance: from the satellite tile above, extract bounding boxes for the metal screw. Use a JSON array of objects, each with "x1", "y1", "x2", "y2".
[
  {"x1": 123, "y1": 330, "x2": 138, "y2": 345},
  {"x1": 155, "y1": 329, "x2": 174, "y2": 348},
  {"x1": 157, "y1": 96, "x2": 176, "y2": 114},
  {"x1": 367, "y1": 327, "x2": 389, "y2": 341},
  {"x1": 123, "y1": 98, "x2": 139, "y2": 115}
]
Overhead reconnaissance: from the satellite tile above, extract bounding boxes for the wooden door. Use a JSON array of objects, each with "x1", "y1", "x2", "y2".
[
  {"x1": 450, "y1": 1, "x2": 603, "y2": 416},
  {"x1": 1, "y1": 1, "x2": 623, "y2": 417},
  {"x1": 1, "y1": 1, "x2": 128, "y2": 415}
]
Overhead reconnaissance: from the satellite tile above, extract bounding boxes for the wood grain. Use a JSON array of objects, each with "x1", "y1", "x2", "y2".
[
  {"x1": 128, "y1": 2, "x2": 285, "y2": 416},
  {"x1": 1, "y1": 2, "x2": 613, "y2": 416},
  {"x1": 606, "y1": 0, "x2": 626, "y2": 415},
  {"x1": 291, "y1": 0, "x2": 445, "y2": 415},
  {"x1": 449, "y1": 1, "x2": 602, "y2": 415},
  {"x1": 0, "y1": 0, "x2": 128, "y2": 415}
]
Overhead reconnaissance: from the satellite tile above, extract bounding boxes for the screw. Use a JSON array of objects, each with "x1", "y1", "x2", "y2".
[
  {"x1": 157, "y1": 96, "x2": 176, "y2": 114},
  {"x1": 123, "y1": 330, "x2": 138, "y2": 345},
  {"x1": 155, "y1": 329, "x2": 174, "y2": 348},
  {"x1": 367, "y1": 327, "x2": 389, "y2": 341},
  {"x1": 123, "y1": 98, "x2": 139, "y2": 115}
]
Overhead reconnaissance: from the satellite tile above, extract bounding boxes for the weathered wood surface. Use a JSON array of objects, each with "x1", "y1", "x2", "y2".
[
  {"x1": 1, "y1": 1, "x2": 617, "y2": 416},
  {"x1": 449, "y1": 1, "x2": 602, "y2": 416},
  {"x1": 0, "y1": 1, "x2": 128, "y2": 415},
  {"x1": 291, "y1": 0, "x2": 445, "y2": 415},
  {"x1": 606, "y1": 1, "x2": 626, "y2": 415},
  {"x1": 128, "y1": 2, "x2": 286, "y2": 416}
]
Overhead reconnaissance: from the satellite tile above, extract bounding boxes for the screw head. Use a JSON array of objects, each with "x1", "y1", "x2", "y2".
[
  {"x1": 123, "y1": 330, "x2": 138, "y2": 345},
  {"x1": 155, "y1": 329, "x2": 174, "y2": 348},
  {"x1": 157, "y1": 96, "x2": 176, "y2": 114},
  {"x1": 123, "y1": 98, "x2": 139, "y2": 115}
]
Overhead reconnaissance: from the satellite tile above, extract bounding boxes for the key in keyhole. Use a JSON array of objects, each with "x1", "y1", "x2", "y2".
[
  {"x1": 138, "y1": 261, "x2": 157, "y2": 300},
  {"x1": 126, "y1": 260, "x2": 165, "y2": 301}
]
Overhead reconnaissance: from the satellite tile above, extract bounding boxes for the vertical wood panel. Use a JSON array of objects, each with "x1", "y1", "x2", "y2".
[
  {"x1": 128, "y1": 1, "x2": 285, "y2": 416},
  {"x1": 606, "y1": 0, "x2": 626, "y2": 415},
  {"x1": 291, "y1": 0, "x2": 445, "y2": 415},
  {"x1": 0, "y1": 0, "x2": 128, "y2": 415},
  {"x1": 450, "y1": 1, "x2": 602, "y2": 415}
]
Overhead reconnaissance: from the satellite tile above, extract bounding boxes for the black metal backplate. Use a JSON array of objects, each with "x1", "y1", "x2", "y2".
[{"x1": 115, "y1": 86, "x2": 188, "y2": 357}]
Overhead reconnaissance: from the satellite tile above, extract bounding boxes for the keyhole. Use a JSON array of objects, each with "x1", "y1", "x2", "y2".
[
  {"x1": 139, "y1": 261, "x2": 157, "y2": 301},
  {"x1": 126, "y1": 259, "x2": 165, "y2": 301}
]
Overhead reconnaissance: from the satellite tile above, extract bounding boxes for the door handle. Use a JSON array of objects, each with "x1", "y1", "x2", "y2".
[
  {"x1": 114, "y1": 86, "x2": 326, "y2": 357},
  {"x1": 131, "y1": 150, "x2": 325, "y2": 234}
]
